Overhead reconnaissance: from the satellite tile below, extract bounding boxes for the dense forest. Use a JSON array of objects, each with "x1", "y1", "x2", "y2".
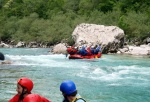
[{"x1": 0, "y1": 0, "x2": 150, "y2": 46}]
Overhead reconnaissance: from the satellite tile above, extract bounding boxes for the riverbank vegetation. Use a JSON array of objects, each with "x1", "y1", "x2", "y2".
[{"x1": 0, "y1": 0, "x2": 149, "y2": 46}]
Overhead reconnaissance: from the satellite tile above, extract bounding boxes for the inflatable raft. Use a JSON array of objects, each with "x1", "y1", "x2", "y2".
[
  {"x1": 67, "y1": 46, "x2": 102, "y2": 59},
  {"x1": 69, "y1": 52, "x2": 102, "y2": 59}
]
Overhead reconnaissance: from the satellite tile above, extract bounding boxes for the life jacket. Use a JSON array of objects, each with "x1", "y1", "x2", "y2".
[
  {"x1": 86, "y1": 47, "x2": 92, "y2": 56},
  {"x1": 40, "y1": 96, "x2": 51, "y2": 102},
  {"x1": 9, "y1": 94, "x2": 51, "y2": 102},
  {"x1": 9, "y1": 94, "x2": 20, "y2": 102},
  {"x1": 95, "y1": 46, "x2": 101, "y2": 54},
  {"x1": 73, "y1": 97, "x2": 86, "y2": 102},
  {"x1": 67, "y1": 47, "x2": 72, "y2": 54},
  {"x1": 67, "y1": 47, "x2": 77, "y2": 55},
  {"x1": 79, "y1": 46, "x2": 87, "y2": 56}
]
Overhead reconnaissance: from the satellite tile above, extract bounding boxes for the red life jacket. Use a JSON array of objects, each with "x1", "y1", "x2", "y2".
[
  {"x1": 9, "y1": 94, "x2": 20, "y2": 102},
  {"x1": 67, "y1": 47, "x2": 77, "y2": 55},
  {"x1": 40, "y1": 96, "x2": 51, "y2": 102},
  {"x1": 9, "y1": 94, "x2": 51, "y2": 102},
  {"x1": 86, "y1": 47, "x2": 92, "y2": 56}
]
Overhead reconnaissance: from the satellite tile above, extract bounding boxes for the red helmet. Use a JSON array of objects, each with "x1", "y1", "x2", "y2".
[
  {"x1": 17, "y1": 77, "x2": 34, "y2": 93},
  {"x1": 23, "y1": 94, "x2": 41, "y2": 102}
]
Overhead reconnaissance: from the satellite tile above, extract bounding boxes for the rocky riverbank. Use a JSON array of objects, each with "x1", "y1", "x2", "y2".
[
  {"x1": 118, "y1": 44, "x2": 150, "y2": 56},
  {"x1": 52, "y1": 23, "x2": 150, "y2": 57},
  {"x1": 0, "y1": 41, "x2": 50, "y2": 48},
  {"x1": 1, "y1": 23, "x2": 150, "y2": 57}
]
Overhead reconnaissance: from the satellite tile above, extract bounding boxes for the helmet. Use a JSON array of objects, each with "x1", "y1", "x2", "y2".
[
  {"x1": 91, "y1": 46, "x2": 94, "y2": 48},
  {"x1": 0, "y1": 52, "x2": 5, "y2": 60},
  {"x1": 23, "y1": 94, "x2": 41, "y2": 102},
  {"x1": 60, "y1": 80, "x2": 76, "y2": 95},
  {"x1": 17, "y1": 77, "x2": 34, "y2": 93},
  {"x1": 74, "y1": 47, "x2": 77, "y2": 49}
]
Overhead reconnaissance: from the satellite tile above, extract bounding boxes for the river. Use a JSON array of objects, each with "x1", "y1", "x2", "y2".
[{"x1": 0, "y1": 48, "x2": 150, "y2": 102}]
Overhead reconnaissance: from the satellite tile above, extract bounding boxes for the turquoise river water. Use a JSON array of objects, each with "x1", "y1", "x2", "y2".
[{"x1": 0, "y1": 48, "x2": 150, "y2": 102}]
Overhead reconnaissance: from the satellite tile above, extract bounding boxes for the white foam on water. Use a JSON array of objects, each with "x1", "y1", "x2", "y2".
[
  {"x1": 4, "y1": 53, "x2": 150, "y2": 87},
  {"x1": 6, "y1": 54, "x2": 66, "y2": 65},
  {"x1": 6, "y1": 54, "x2": 88, "y2": 70},
  {"x1": 107, "y1": 83, "x2": 122, "y2": 86},
  {"x1": 77, "y1": 65, "x2": 150, "y2": 83}
]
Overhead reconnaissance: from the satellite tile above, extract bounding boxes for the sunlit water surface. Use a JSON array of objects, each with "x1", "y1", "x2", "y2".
[{"x1": 0, "y1": 48, "x2": 150, "y2": 102}]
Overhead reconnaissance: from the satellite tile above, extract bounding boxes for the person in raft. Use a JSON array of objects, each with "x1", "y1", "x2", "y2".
[
  {"x1": 9, "y1": 77, "x2": 51, "y2": 102},
  {"x1": 60, "y1": 80, "x2": 86, "y2": 102}
]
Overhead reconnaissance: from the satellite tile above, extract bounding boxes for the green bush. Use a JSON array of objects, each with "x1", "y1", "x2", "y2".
[{"x1": 0, "y1": 0, "x2": 149, "y2": 45}]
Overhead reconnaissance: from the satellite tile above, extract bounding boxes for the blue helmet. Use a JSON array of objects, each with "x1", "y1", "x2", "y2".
[{"x1": 60, "y1": 80, "x2": 76, "y2": 95}]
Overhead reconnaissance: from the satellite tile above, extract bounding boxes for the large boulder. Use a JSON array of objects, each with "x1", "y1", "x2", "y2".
[
  {"x1": 72, "y1": 23, "x2": 125, "y2": 53},
  {"x1": 52, "y1": 43, "x2": 67, "y2": 54}
]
